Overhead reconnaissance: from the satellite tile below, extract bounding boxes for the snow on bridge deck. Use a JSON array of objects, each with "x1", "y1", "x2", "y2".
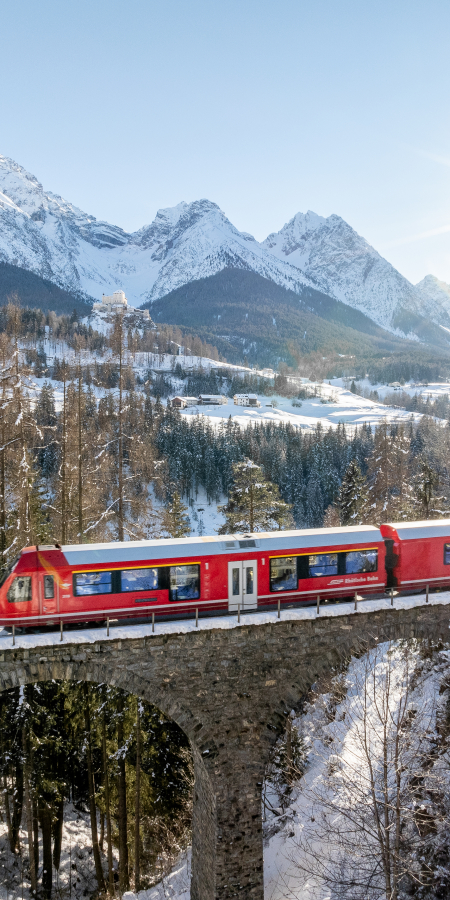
[{"x1": 1, "y1": 590, "x2": 449, "y2": 653}]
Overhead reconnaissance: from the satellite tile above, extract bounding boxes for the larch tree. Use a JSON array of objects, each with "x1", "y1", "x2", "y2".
[
  {"x1": 2, "y1": 303, "x2": 46, "y2": 559},
  {"x1": 104, "y1": 314, "x2": 159, "y2": 541},
  {"x1": 390, "y1": 424, "x2": 415, "y2": 520},
  {"x1": 0, "y1": 330, "x2": 15, "y2": 568},
  {"x1": 218, "y1": 458, "x2": 293, "y2": 534}
]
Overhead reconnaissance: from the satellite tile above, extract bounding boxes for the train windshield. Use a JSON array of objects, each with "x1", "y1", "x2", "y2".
[{"x1": 0, "y1": 555, "x2": 20, "y2": 589}]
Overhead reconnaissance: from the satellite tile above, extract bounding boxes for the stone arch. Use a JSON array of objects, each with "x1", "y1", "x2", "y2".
[{"x1": 0, "y1": 654, "x2": 217, "y2": 900}]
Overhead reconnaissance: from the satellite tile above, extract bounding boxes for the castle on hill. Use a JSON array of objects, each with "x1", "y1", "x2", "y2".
[{"x1": 93, "y1": 290, "x2": 150, "y2": 319}]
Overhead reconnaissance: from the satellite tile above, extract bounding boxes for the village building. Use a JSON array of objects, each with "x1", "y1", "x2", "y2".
[
  {"x1": 170, "y1": 396, "x2": 199, "y2": 409},
  {"x1": 198, "y1": 394, "x2": 228, "y2": 405},
  {"x1": 233, "y1": 393, "x2": 261, "y2": 407}
]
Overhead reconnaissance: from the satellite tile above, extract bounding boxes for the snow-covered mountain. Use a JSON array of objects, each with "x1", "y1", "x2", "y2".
[
  {"x1": 0, "y1": 154, "x2": 447, "y2": 336},
  {"x1": 261, "y1": 211, "x2": 432, "y2": 332},
  {"x1": 0, "y1": 156, "x2": 315, "y2": 308},
  {"x1": 415, "y1": 274, "x2": 450, "y2": 324}
]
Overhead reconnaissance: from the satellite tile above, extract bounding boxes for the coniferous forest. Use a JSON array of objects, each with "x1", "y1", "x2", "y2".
[{"x1": 0, "y1": 683, "x2": 192, "y2": 898}]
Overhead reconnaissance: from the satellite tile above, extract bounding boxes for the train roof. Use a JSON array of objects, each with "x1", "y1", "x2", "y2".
[
  {"x1": 60, "y1": 525, "x2": 383, "y2": 566},
  {"x1": 384, "y1": 519, "x2": 450, "y2": 540}
]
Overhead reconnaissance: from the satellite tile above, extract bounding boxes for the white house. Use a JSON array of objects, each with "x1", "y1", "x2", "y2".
[{"x1": 233, "y1": 394, "x2": 261, "y2": 407}]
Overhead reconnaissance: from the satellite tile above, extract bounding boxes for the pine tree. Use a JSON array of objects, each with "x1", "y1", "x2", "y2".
[
  {"x1": 414, "y1": 456, "x2": 441, "y2": 519},
  {"x1": 161, "y1": 491, "x2": 191, "y2": 538},
  {"x1": 304, "y1": 465, "x2": 324, "y2": 528},
  {"x1": 338, "y1": 459, "x2": 368, "y2": 525},
  {"x1": 218, "y1": 458, "x2": 293, "y2": 534},
  {"x1": 35, "y1": 381, "x2": 58, "y2": 478}
]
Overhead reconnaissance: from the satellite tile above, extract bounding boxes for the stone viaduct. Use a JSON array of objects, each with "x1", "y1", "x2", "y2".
[{"x1": 0, "y1": 600, "x2": 449, "y2": 900}]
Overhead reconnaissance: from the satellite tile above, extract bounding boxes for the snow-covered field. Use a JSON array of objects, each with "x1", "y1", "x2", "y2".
[
  {"x1": 178, "y1": 383, "x2": 422, "y2": 432},
  {"x1": 36, "y1": 374, "x2": 421, "y2": 431},
  {"x1": 332, "y1": 377, "x2": 450, "y2": 403},
  {"x1": 26, "y1": 331, "x2": 440, "y2": 434}
]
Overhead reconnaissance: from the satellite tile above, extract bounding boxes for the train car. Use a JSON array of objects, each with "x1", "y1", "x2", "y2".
[
  {"x1": 380, "y1": 519, "x2": 450, "y2": 593},
  {"x1": 0, "y1": 525, "x2": 387, "y2": 628}
]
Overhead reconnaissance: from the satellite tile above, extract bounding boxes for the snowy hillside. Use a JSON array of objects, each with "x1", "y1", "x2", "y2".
[
  {"x1": 0, "y1": 154, "x2": 447, "y2": 337},
  {"x1": 262, "y1": 211, "x2": 432, "y2": 332}
]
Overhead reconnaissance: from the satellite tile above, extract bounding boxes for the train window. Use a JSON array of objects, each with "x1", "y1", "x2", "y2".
[
  {"x1": 74, "y1": 571, "x2": 112, "y2": 596},
  {"x1": 0, "y1": 555, "x2": 19, "y2": 589},
  {"x1": 345, "y1": 550, "x2": 378, "y2": 574},
  {"x1": 309, "y1": 554, "x2": 338, "y2": 577},
  {"x1": 270, "y1": 557, "x2": 297, "y2": 591},
  {"x1": 44, "y1": 575, "x2": 54, "y2": 599},
  {"x1": 445, "y1": 544, "x2": 450, "y2": 565},
  {"x1": 120, "y1": 568, "x2": 159, "y2": 592},
  {"x1": 169, "y1": 565, "x2": 200, "y2": 601},
  {"x1": 7, "y1": 576, "x2": 32, "y2": 603}
]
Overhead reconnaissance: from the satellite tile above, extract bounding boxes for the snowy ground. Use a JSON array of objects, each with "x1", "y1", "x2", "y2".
[
  {"x1": 0, "y1": 802, "x2": 119, "y2": 900},
  {"x1": 127, "y1": 852, "x2": 191, "y2": 900},
  {"x1": 331, "y1": 377, "x2": 450, "y2": 403},
  {"x1": 33, "y1": 375, "x2": 420, "y2": 430},
  {"x1": 184, "y1": 486, "x2": 226, "y2": 536},
  {"x1": 24, "y1": 334, "x2": 432, "y2": 431}
]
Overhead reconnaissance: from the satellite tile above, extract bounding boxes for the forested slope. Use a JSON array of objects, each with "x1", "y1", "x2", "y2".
[{"x1": 146, "y1": 268, "x2": 450, "y2": 368}]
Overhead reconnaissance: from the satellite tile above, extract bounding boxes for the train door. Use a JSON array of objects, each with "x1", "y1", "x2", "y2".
[
  {"x1": 227, "y1": 560, "x2": 257, "y2": 612},
  {"x1": 38, "y1": 573, "x2": 59, "y2": 617}
]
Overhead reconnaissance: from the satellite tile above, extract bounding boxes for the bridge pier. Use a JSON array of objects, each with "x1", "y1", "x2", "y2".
[{"x1": 196, "y1": 746, "x2": 265, "y2": 899}]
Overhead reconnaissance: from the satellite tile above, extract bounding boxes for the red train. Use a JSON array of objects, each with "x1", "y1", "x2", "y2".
[{"x1": 0, "y1": 520, "x2": 449, "y2": 629}]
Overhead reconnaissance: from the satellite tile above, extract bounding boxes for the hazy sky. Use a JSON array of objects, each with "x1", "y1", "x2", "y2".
[{"x1": 3, "y1": 0, "x2": 450, "y2": 284}]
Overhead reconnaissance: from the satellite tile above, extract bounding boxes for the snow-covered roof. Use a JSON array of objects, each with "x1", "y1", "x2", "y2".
[
  {"x1": 386, "y1": 520, "x2": 450, "y2": 540},
  {"x1": 61, "y1": 526, "x2": 383, "y2": 566}
]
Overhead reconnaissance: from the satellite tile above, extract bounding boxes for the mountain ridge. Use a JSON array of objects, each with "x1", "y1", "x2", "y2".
[{"x1": 0, "y1": 154, "x2": 447, "y2": 340}]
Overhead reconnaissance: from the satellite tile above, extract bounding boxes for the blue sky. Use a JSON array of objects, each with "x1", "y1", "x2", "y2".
[{"x1": 3, "y1": 0, "x2": 450, "y2": 284}]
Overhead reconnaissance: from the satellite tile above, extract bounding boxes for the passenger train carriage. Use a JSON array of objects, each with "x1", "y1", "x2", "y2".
[{"x1": 1, "y1": 520, "x2": 450, "y2": 628}]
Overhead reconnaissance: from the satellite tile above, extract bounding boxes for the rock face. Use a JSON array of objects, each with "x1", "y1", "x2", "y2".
[
  {"x1": 415, "y1": 274, "x2": 450, "y2": 325},
  {"x1": 0, "y1": 154, "x2": 447, "y2": 334},
  {"x1": 262, "y1": 211, "x2": 432, "y2": 332}
]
